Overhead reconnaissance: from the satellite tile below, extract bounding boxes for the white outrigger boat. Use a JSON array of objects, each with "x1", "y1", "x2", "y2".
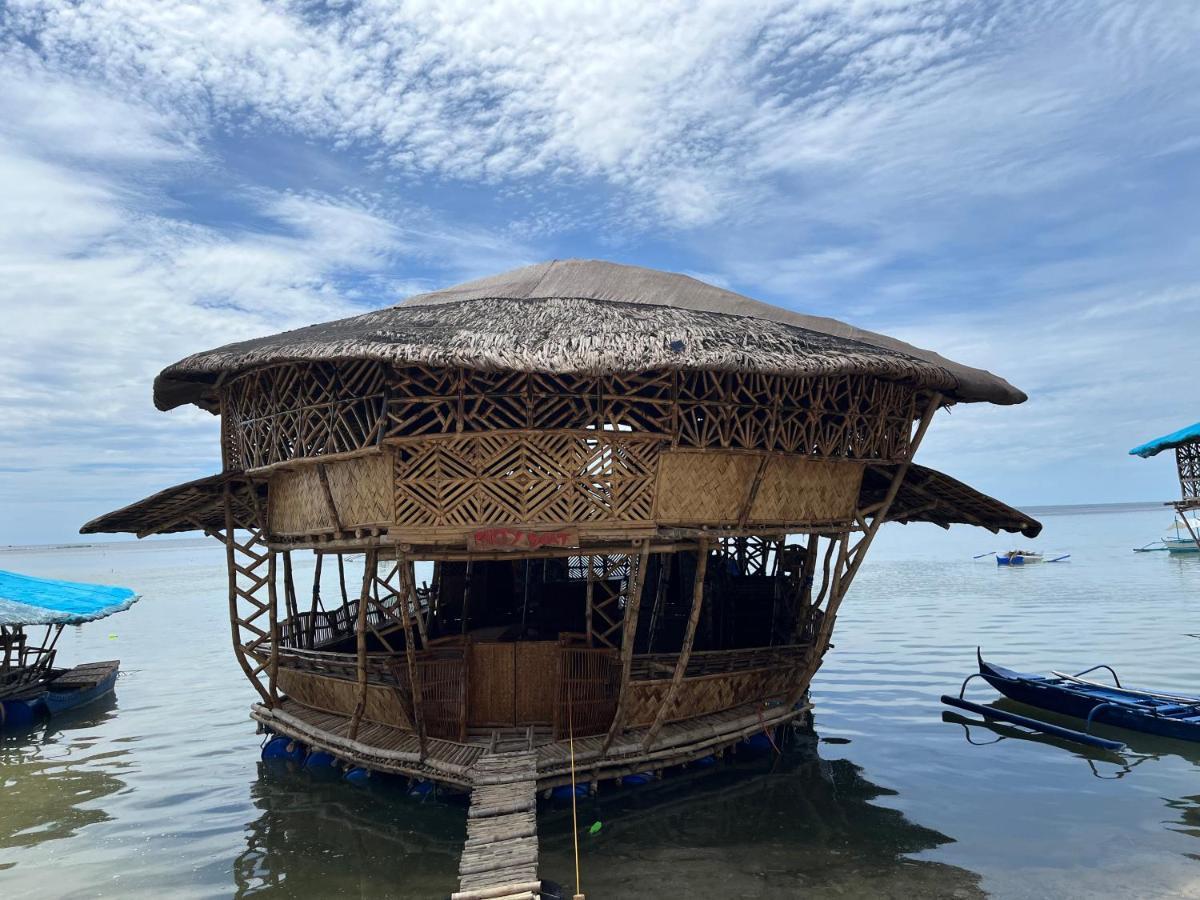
[{"x1": 1163, "y1": 516, "x2": 1200, "y2": 553}]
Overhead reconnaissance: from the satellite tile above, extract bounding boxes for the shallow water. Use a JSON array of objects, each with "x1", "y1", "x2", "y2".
[{"x1": 2, "y1": 507, "x2": 1198, "y2": 898}]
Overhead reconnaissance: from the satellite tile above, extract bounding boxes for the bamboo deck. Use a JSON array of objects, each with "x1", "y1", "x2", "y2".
[{"x1": 250, "y1": 696, "x2": 809, "y2": 790}]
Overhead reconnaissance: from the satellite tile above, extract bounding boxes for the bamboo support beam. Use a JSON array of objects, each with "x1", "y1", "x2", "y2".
[
  {"x1": 267, "y1": 550, "x2": 280, "y2": 702},
  {"x1": 397, "y1": 552, "x2": 428, "y2": 759},
  {"x1": 348, "y1": 549, "x2": 375, "y2": 740},
  {"x1": 602, "y1": 540, "x2": 651, "y2": 752},
  {"x1": 641, "y1": 538, "x2": 710, "y2": 751}
]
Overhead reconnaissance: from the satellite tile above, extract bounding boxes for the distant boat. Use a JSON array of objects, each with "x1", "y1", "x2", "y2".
[
  {"x1": 977, "y1": 652, "x2": 1200, "y2": 743},
  {"x1": 1164, "y1": 516, "x2": 1200, "y2": 553},
  {"x1": 995, "y1": 550, "x2": 1069, "y2": 566},
  {"x1": 0, "y1": 570, "x2": 138, "y2": 729},
  {"x1": 996, "y1": 549, "x2": 1042, "y2": 566}
]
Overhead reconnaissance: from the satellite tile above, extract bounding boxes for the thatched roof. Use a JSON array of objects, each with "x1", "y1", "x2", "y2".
[
  {"x1": 154, "y1": 260, "x2": 1025, "y2": 411},
  {"x1": 79, "y1": 473, "x2": 262, "y2": 537},
  {"x1": 81, "y1": 463, "x2": 1039, "y2": 538},
  {"x1": 862, "y1": 464, "x2": 1041, "y2": 537}
]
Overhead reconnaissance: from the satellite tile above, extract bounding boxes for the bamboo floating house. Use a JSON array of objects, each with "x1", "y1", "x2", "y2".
[{"x1": 84, "y1": 259, "x2": 1039, "y2": 790}]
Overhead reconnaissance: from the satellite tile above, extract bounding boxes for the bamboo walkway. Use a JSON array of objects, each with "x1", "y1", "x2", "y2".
[{"x1": 452, "y1": 750, "x2": 540, "y2": 900}]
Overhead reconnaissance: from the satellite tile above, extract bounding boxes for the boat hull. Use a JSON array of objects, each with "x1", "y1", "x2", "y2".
[
  {"x1": 1164, "y1": 538, "x2": 1200, "y2": 554},
  {"x1": 980, "y1": 658, "x2": 1200, "y2": 743},
  {"x1": 996, "y1": 555, "x2": 1042, "y2": 566},
  {"x1": 0, "y1": 660, "x2": 119, "y2": 729}
]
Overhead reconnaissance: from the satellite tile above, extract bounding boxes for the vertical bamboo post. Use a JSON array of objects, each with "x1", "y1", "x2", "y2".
[
  {"x1": 349, "y1": 549, "x2": 376, "y2": 740},
  {"x1": 644, "y1": 551, "x2": 671, "y2": 653},
  {"x1": 281, "y1": 550, "x2": 298, "y2": 644},
  {"x1": 267, "y1": 549, "x2": 280, "y2": 704},
  {"x1": 460, "y1": 560, "x2": 473, "y2": 635},
  {"x1": 397, "y1": 552, "x2": 428, "y2": 759},
  {"x1": 308, "y1": 552, "x2": 324, "y2": 649},
  {"x1": 601, "y1": 540, "x2": 651, "y2": 752},
  {"x1": 584, "y1": 555, "x2": 596, "y2": 647},
  {"x1": 641, "y1": 538, "x2": 710, "y2": 751}
]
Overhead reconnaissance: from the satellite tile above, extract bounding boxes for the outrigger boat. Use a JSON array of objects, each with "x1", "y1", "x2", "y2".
[
  {"x1": 968, "y1": 651, "x2": 1200, "y2": 743},
  {"x1": 0, "y1": 570, "x2": 138, "y2": 729},
  {"x1": 995, "y1": 550, "x2": 1069, "y2": 566}
]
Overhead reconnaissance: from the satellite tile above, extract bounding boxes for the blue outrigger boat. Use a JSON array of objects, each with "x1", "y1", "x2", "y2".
[
  {"x1": 1, "y1": 570, "x2": 138, "y2": 729},
  {"x1": 975, "y1": 651, "x2": 1200, "y2": 743}
]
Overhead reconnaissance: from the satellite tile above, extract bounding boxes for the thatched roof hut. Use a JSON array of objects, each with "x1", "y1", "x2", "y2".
[{"x1": 81, "y1": 259, "x2": 1037, "y2": 847}]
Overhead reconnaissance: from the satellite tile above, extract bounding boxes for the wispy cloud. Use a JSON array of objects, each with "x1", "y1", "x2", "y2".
[{"x1": 1, "y1": 1, "x2": 1198, "y2": 539}]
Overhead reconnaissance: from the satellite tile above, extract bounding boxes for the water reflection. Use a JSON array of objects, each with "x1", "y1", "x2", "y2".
[
  {"x1": 235, "y1": 764, "x2": 465, "y2": 898},
  {"x1": 537, "y1": 724, "x2": 983, "y2": 899},
  {"x1": 0, "y1": 698, "x2": 126, "y2": 866}
]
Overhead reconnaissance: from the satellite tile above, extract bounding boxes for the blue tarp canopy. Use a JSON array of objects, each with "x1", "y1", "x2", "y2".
[
  {"x1": 0, "y1": 570, "x2": 139, "y2": 626},
  {"x1": 1129, "y1": 421, "x2": 1200, "y2": 458}
]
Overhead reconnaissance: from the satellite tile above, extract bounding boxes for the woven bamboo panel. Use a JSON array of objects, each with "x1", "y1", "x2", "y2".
[
  {"x1": 276, "y1": 667, "x2": 412, "y2": 729},
  {"x1": 624, "y1": 666, "x2": 801, "y2": 728},
  {"x1": 468, "y1": 643, "x2": 516, "y2": 726},
  {"x1": 269, "y1": 453, "x2": 392, "y2": 536},
  {"x1": 222, "y1": 363, "x2": 922, "y2": 471},
  {"x1": 394, "y1": 432, "x2": 658, "y2": 529},
  {"x1": 749, "y1": 458, "x2": 864, "y2": 524},
  {"x1": 325, "y1": 454, "x2": 392, "y2": 524},
  {"x1": 654, "y1": 451, "x2": 760, "y2": 524},
  {"x1": 514, "y1": 642, "x2": 559, "y2": 724},
  {"x1": 268, "y1": 468, "x2": 330, "y2": 535}
]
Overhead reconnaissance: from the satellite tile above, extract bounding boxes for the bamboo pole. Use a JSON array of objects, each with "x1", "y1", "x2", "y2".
[
  {"x1": 644, "y1": 551, "x2": 671, "y2": 652},
  {"x1": 602, "y1": 540, "x2": 651, "y2": 753},
  {"x1": 641, "y1": 538, "x2": 710, "y2": 751},
  {"x1": 461, "y1": 560, "x2": 473, "y2": 635},
  {"x1": 584, "y1": 556, "x2": 595, "y2": 647},
  {"x1": 267, "y1": 549, "x2": 280, "y2": 704},
  {"x1": 396, "y1": 552, "x2": 428, "y2": 759},
  {"x1": 348, "y1": 549, "x2": 375, "y2": 740},
  {"x1": 308, "y1": 552, "x2": 323, "y2": 649}
]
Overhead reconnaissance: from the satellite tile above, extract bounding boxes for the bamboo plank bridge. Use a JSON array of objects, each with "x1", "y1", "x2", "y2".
[{"x1": 452, "y1": 750, "x2": 542, "y2": 900}]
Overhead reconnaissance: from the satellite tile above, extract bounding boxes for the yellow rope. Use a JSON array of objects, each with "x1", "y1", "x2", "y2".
[{"x1": 568, "y1": 672, "x2": 583, "y2": 899}]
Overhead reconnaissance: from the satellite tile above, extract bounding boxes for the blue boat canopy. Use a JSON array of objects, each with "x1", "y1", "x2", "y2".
[
  {"x1": 1129, "y1": 421, "x2": 1200, "y2": 458},
  {"x1": 0, "y1": 570, "x2": 139, "y2": 626}
]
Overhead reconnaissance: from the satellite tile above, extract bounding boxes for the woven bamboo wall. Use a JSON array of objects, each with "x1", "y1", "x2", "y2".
[
  {"x1": 655, "y1": 452, "x2": 864, "y2": 525},
  {"x1": 276, "y1": 667, "x2": 412, "y2": 729},
  {"x1": 269, "y1": 454, "x2": 391, "y2": 536},
  {"x1": 624, "y1": 665, "x2": 801, "y2": 728},
  {"x1": 268, "y1": 441, "x2": 866, "y2": 539}
]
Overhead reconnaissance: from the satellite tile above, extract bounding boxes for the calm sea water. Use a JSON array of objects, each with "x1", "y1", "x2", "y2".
[{"x1": 2, "y1": 507, "x2": 1198, "y2": 899}]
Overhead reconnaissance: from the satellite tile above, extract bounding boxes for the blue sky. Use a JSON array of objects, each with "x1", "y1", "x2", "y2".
[{"x1": 1, "y1": 1, "x2": 1198, "y2": 544}]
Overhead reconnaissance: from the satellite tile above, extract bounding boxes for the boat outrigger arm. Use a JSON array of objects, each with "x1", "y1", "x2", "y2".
[{"x1": 942, "y1": 651, "x2": 1127, "y2": 752}]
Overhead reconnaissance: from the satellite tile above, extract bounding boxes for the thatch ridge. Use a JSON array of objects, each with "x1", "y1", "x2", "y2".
[{"x1": 154, "y1": 260, "x2": 1025, "y2": 411}]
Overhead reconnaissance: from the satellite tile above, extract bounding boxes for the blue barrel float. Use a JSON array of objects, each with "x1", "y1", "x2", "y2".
[{"x1": 261, "y1": 735, "x2": 306, "y2": 763}]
